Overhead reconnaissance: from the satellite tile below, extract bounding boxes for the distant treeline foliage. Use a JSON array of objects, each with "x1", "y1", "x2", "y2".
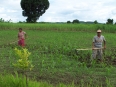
[
  {"x1": 0, "y1": 18, "x2": 12, "y2": 23},
  {"x1": 67, "y1": 18, "x2": 116, "y2": 24}
]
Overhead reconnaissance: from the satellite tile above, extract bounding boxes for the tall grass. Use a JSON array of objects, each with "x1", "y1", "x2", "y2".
[
  {"x1": 0, "y1": 23, "x2": 116, "y2": 33},
  {"x1": 0, "y1": 73, "x2": 53, "y2": 87},
  {"x1": 0, "y1": 73, "x2": 115, "y2": 87}
]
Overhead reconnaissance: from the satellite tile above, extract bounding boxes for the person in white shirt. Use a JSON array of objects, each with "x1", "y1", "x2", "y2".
[{"x1": 92, "y1": 29, "x2": 106, "y2": 61}]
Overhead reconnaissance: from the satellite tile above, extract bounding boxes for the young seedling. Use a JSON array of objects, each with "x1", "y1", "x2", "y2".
[{"x1": 13, "y1": 47, "x2": 34, "y2": 87}]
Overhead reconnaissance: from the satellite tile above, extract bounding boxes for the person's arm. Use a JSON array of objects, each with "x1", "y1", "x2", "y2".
[
  {"x1": 92, "y1": 37, "x2": 95, "y2": 49},
  {"x1": 18, "y1": 33, "x2": 20, "y2": 40},
  {"x1": 103, "y1": 36, "x2": 106, "y2": 49},
  {"x1": 23, "y1": 31, "x2": 27, "y2": 39},
  {"x1": 92, "y1": 42, "x2": 95, "y2": 49},
  {"x1": 103, "y1": 40, "x2": 106, "y2": 49},
  {"x1": 25, "y1": 33, "x2": 27, "y2": 39}
]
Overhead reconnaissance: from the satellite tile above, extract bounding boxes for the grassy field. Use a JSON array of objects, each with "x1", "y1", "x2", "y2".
[{"x1": 0, "y1": 23, "x2": 116, "y2": 87}]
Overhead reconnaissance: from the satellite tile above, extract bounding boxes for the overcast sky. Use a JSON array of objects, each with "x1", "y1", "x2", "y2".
[{"x1": 0, "y1": 0, "x2": 116, "y2": 23}]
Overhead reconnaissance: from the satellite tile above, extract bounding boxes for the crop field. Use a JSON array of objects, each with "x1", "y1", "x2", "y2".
[{"x1": 0, "y1": 23, "x2": 116, "y2": 87}]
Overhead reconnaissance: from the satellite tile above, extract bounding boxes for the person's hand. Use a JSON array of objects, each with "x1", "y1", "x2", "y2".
[
  {"x1": 25, "y1": 36, "x2": 27, "y2": 39},
  {"x1": 92, "y1": 47, "x2": 95, "y2": 50},
  {"x1": 18, "y1": 38, "x2": 21, "y2": 41},
  {"x1": 104, "y1": 46, "x2": 106, "y2": 49}
]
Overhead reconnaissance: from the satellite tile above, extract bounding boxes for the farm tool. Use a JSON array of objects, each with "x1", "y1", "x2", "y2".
[{"x1": 75, "y1": 47, "x2": 104, "y2": 54}]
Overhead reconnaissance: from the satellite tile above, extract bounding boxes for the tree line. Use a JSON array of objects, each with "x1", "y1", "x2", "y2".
[{"x1": 67, "y1": 19, "x2": 115, "y2": 24}]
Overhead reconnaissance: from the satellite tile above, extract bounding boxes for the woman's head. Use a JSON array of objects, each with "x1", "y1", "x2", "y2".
[{"x1": 19, "y1": 28, "x2": 22, "y2": 32}]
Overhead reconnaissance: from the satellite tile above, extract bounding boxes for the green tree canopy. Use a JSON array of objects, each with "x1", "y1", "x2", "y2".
[
  {"x1": 21, "y1": 0, "x2": 50, "y2": 23},
  {"x1": 94, "y1": 20, "x2": 98, "y2": 24},
  {"x1": 67, "y1": 21, "x2": 71, "y2": 24},
  {"x1": 72, "y1": 19, "x2": 79, "y2": 24},
  {"x1": 106, "y1": 18, "x2": 113, "y2": 24}
]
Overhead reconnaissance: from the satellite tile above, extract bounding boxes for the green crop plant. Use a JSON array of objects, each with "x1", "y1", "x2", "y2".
[
  {"x1": 13, "y1": 48, "x2": 34, "y2": 70},
  {"x1": 13, "y1": 47, "x2": 34, "y2": 87},
  {"x1": 106, "y1": 77, "x2": 114, "y2": 87},
  {"x1": 0, "y1": 73, "x2": 54, "y2": 87}
]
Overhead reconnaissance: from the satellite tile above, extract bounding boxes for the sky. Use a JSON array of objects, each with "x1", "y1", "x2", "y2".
[{"x1": 0, "y1": 0, "x2": 116, "y2": 23}]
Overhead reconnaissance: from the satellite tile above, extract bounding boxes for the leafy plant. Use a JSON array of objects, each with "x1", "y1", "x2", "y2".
[
  {"x1": 13, "y1": 47, "x2": 34, "y2": 87},
  {"x1": 13, "y1": 48, "x2": 33, "y2": 70}
]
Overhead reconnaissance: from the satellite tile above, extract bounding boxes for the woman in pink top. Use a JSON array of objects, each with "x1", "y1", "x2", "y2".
[{"x1": 18, "y1": 28, "x2": 26, "y2": 47}]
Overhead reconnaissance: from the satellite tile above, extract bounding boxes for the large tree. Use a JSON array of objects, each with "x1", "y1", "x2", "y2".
[
  {"x1": 21, "y1": 0, "x2": 50, "y2": 23},
  {"x1": 106, "y1": 18, "x2": 113, "y2": 24},
  {"x1": 94, "y1": 20, "x2": 98, "y2": 24},
  {"x1": 72, "y1": 19, "x2": 79, "y2": 24}
]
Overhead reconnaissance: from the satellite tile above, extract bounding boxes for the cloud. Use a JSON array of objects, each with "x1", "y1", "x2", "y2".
[
  {"x1": 112, "y1": 8, "x2": 116, "y2": 15},
  {"x1": 0, "y1": 0, "x2": 116, "y2": 23},
  {"x1": 39, "y1": 0, "x2": 116, "y2": 23},
  {"x1": 7, "y1": 10, "x2": 17, "y2": 13},
  {"x1": 0, "y1": 7, "x2": 5, "y2": 13},
  {"x1": 0, "y1": 0, "x2": 23, "y2": 22}
]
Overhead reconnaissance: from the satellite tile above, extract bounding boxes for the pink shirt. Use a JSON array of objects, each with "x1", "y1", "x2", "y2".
[{"x1": 18, "y1": 31, "x2": 26, "y2": 40}]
